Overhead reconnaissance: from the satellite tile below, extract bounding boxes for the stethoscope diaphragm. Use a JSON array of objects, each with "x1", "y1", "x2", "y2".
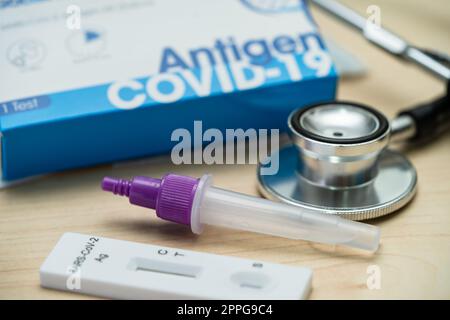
[{"x1": 257, "y1": 101, "x2": 418, "y2": 221}]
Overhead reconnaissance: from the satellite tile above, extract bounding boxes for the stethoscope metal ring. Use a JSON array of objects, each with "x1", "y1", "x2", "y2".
[
  {"x1": 257, "y1": 101, "x2": 418, "y2": 221},
  {"x1": 290, "y1": 101, "x2": 390, "y2": 145}
]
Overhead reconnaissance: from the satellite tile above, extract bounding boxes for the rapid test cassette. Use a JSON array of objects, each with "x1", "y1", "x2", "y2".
[{"x1": 40, "y1": 233, "x2": 312, "y2": 300}]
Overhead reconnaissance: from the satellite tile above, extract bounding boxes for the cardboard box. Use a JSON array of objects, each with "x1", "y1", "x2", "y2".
[{"x1": 0, "y1": 0, "x2": 337, "y2": 181}]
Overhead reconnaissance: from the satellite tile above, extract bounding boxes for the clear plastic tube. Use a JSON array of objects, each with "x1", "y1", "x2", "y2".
[
  {"x1": 102, "y1": 174, "x2": 380, "y2": 252},
  {"x1": 200, "y1": 187, "x2": 380, "y2": 252}
]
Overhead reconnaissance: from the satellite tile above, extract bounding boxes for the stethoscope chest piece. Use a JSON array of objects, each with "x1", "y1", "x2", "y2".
[{"x1": 257, "y1": 102, "x2": 418, "y2": 221}]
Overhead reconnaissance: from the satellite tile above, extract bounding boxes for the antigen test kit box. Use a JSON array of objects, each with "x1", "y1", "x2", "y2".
[{"x1": 0, "y1": 0, "x2": 337, "y2": 181}]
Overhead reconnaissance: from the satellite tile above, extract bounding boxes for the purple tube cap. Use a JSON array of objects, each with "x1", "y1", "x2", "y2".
[{"x1": 101, "y1": 174, "x2": 200, "y2": 226}]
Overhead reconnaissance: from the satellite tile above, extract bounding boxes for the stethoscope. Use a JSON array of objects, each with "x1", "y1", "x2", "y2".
[{"x1": 257, "y1": 0, "x2": 450, "y2": 220}]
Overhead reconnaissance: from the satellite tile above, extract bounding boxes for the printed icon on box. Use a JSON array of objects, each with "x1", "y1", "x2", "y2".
[
  {"x1": 66, "y1": 27, "x2": 107, "y2": 59},
  {"x1": 7, "y1": 39, "x2": 46, "y2": 69}
]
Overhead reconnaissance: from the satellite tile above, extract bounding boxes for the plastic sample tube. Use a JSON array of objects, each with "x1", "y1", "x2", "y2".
[{"x1": 102, "y1": 174, "x2": 380, "y2": 252}]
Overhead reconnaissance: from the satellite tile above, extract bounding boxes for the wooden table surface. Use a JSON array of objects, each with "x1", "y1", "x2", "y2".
[{"x1": 1, "y1": 0, "x2": 449, "y2": 299}]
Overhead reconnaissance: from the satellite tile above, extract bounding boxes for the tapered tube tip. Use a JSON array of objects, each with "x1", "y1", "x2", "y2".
[
  {"x1": 101, "y1": 177, "x2": 116, "y2": 192},
  {"x1": 102, "y1": 176, "x2": 131, "y2": 196}
]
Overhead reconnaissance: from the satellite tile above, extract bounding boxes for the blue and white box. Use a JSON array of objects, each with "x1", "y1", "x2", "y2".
[{"x1": 0, "y1": 0, "x2": 337, "y2": 181}]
